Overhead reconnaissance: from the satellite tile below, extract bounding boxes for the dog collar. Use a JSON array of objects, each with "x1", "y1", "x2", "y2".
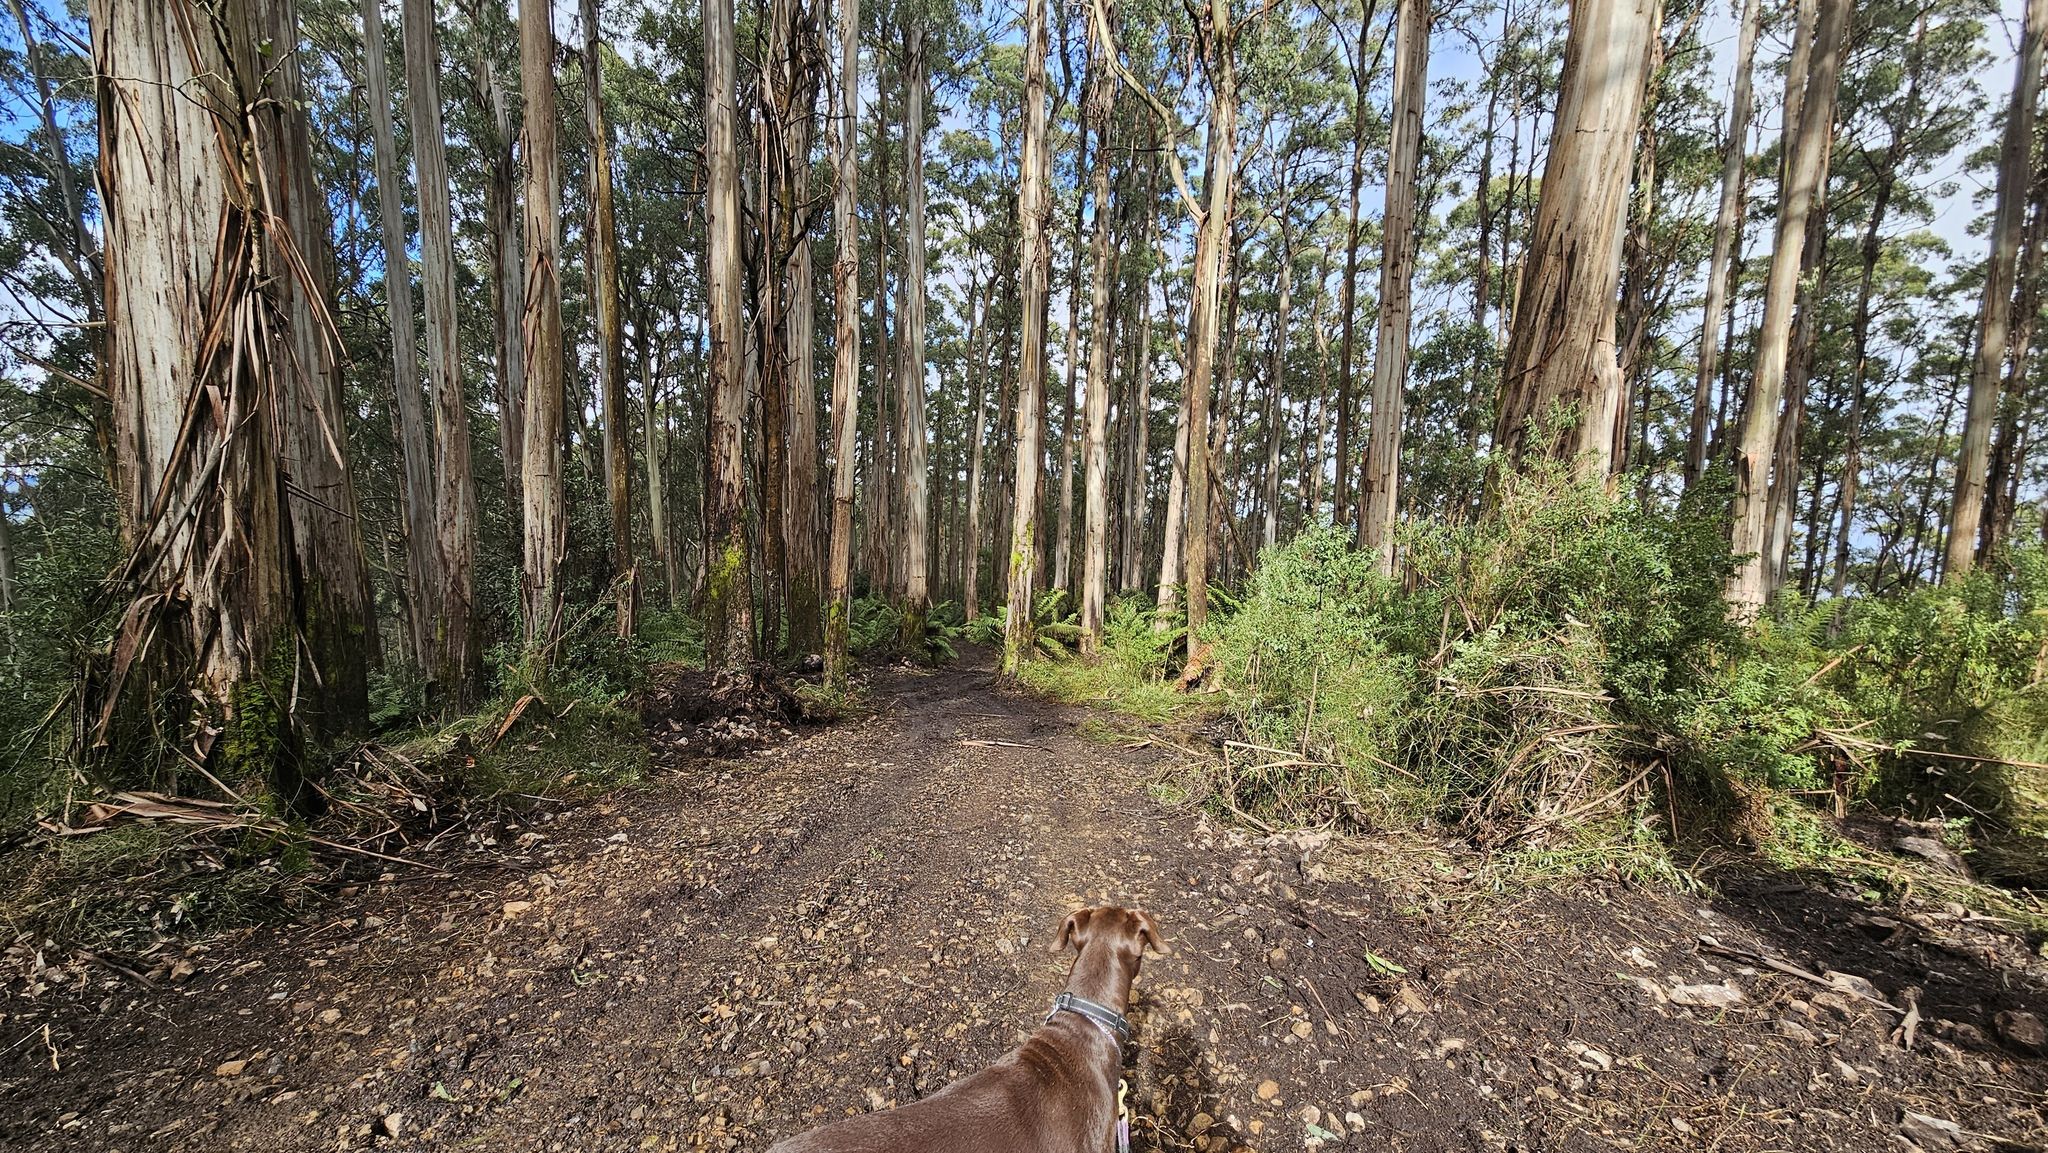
[{"x1": 1046, "y1": 991, "x2": 1132, "y2": 1047}]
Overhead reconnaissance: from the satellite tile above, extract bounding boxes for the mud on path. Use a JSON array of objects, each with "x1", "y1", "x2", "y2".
[{"x1": 6, "y1": 651, "x2": 2048, "y2": 1152}]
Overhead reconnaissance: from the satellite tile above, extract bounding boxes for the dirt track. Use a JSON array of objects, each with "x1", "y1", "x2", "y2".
[{"x1": 5, "y1": 652, "x2": 2047, "y2": 1151}]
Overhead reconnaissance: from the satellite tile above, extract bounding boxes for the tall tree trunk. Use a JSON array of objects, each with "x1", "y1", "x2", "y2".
[
  {"x1": 1260, "y1": 250, "x2": 1288, "y2": 550},
  {"x1": 518, "y1": 0, "x2": 568, "y2": 652},
  {"x1": 1493, "y1": 0, "x2": 1655, "y2": 483},
  {"x1": 642, "y1": 328, "x2": 675, "y2": 607},
  {"x1": 1982, "y1": 127, "x2": 2048, "y2": 561},
  {"x1": 784, "y1": 0, "x2": 825, "y2": 656},
  {"x1": 1687, "y1": 0, "x2": 1760, "y2": 487},
  {"x1": 897, "y1": 16, "x2": 932, "y2": 647},
  {"x1": 91, "y1": 0, "x2": 368, "y2": 790},
  {"x1": 702, "y1": 0, "x2": 753, "y2": 667},
  {"x1": 870, "y1": 93, "x2": 896, "y2": 597},
  {"x1": 1179, "y1": 0, "x2": 1240, "y2": 646},
  {"x1": 1154, "y1": 361, "x2": 1190, "y2": 627},
  {"x1": 407, "y1": 0, "x2": 479, "y2": 704},
  {"x1": 1310, "y1": 259, "x2": 1333, "y2": 517},
  {"x1": 824, "y1": 0, "x2": 861, "y2": 688},
  {"x1": 476, "y1": 47, "x2": 525, "y2": 522},
  {"x1": 270, "y1": 0, "x2": 375, "y2": 735},
  {"x1": 1078, "y1": 0, "x2": 1118, "y2": 652},
  {"x1": 360, "y1": 0, "x2": 437, "y2": 671},
  {"x1": 1359, "y1": 0, "x2": 1428, "y2": 569},
  {"x1": 1332, "y1": 12, "x2": 1370, "y2": 527},
  {"x1": 1119, "y1": 149, "x2": 1160, "y2": 592},
  {"x1": 583, "y1": 0, "x2": 634, "y2": 637},
  {"x1": 754, "y1": 32, "x2": 785, "y2": 654},
  {"x1": 1001, "y1": 0, "x2": 1052, "y2": 674},
  {"x1": 1054, "y1": 75, "x2": 1093, "y2": 600},
  {"x1": 1725, "y1": 0, "x2": 1847, "y2": 613}
]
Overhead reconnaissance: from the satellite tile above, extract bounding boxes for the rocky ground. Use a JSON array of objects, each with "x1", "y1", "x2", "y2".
[{"x1": 4, "y1": 651, "x2": 2047, "y2": 1152}]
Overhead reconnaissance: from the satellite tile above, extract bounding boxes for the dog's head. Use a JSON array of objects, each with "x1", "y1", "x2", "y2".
[{"x1": 1051, "y1": 906, "x2": 1168, "y2": 963}]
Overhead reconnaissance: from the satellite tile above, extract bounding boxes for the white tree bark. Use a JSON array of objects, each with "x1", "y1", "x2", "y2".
[
  {"x1": 1946, "y1": 0, "x2": 2048, "y2": 581},
  {"x1": 1493, "y1": 0, "x2": 1655, "y2": 483},
  {"x1": 1078, "y1": 0, "x2": 1118, "y2": 653},
  {"x1": 518, "y1": 0, "x2": 568, "y2": 649},
  {"x1": 1002, "y1": 0, "x2": 1053, "y2": 675}
]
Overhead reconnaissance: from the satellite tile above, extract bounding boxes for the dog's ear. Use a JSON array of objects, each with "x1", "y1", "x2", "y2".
[
  {"x1": 1134, "y1": 909, "x2": 1169, "y2": 955},
  {"x1": 1052, "y1": 911, "x2": 1085, "y2": 953}
]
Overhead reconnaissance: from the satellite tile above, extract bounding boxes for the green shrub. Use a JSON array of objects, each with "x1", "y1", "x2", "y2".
[{"x1": 1189, "y1": 464, "x2": 2048, "y2": 857}]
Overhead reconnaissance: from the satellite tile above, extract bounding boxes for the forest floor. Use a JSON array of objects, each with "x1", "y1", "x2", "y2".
[{"x1": 5, "y1": 648, "x2": 2048, "y2": 1152}]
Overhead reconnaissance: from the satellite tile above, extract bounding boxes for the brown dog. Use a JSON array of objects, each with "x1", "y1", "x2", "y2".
[{"x1": 767, "y1": 906, "x2": 1167, "y2": 1153}]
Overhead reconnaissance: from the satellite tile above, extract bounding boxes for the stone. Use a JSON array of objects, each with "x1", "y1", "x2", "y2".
[
  {"x1": 1995, "y1": 1009, "x2": 2046, "y2": 1054},
  {"x1": 1899, "y1": 1110, "x2": 1966, "y2": 1149},
  {"x1": 1256, "y1": 1080, "x2": 1280, "y2": 1102},
  {"x1": 1824, "y1": 971, "x2": 1885, "y2": 1003},
  {"x1": 214, "y1": 1059, "x2": 248, "y2": 1077},
  {"x1": 1667, "y1": 981, "x2": 1743, "y2": 1008},
  {"x1": 1774, "y1": 1019, "x2": 1818, "y2": 1044}
]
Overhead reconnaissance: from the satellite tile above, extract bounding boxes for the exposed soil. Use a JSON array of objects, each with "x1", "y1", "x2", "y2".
[{"x1": 5, "y1": 649, "x2": 2047, "y2": 1152}]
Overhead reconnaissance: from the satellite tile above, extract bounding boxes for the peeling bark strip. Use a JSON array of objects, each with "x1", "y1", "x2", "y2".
[
  {"x1": 1493, "y1": 0, "x2": 1655, "y2": 484},
  {"x1": 90, "y1": 0, "x2": 372, "y2": 794}
]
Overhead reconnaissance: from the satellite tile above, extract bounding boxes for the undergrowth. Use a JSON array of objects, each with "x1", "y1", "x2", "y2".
[{"x1": 1039, "y1": 463, "x2": 2048, "y2": 897}]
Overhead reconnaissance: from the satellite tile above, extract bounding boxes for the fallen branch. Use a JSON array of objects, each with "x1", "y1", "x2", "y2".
[{"x1": 1696, "y1": 936, "x2": 1902, "y2": 1014}]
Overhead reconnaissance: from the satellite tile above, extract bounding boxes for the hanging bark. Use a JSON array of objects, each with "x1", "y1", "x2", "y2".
[
  {"x1": 1001, "y1": 0, "x2": 1053, "y2": 674},
  {"x1": 267, "y1": 0, "x2": 377, "y2": 735},
  {"x1": 1492, "y1": 0, "x2": 1655, "y2": 483},
  {"x1": 1687, "y1": 0, "x2": 1761, "y2": 487},
  {"x1": 1359, "y1": 0, "x2": 1428, "y2": 569},
  {"x1": 89, "y1": 0, "x2": 370, "y2": 792},
  {"x1": 1951, "y1": 0, "x2": 2048, "y2": 578},
  {"x1": 517, "y1": 0, "x2": 568, "y2": 652},
  {"x1": 897, "y1": 14, "x2": 932, "y2": 647},
  {"x1": 1725, "y1": 0, "x2": 1848, "y2": 613},
  {"x1": 582, "y1": 0, "x2": 634, "y2": 637},
  {"x1": 359, "y1": 0, "x2": 437, "y2": 672},
  {"x1": 824, "y1": 0, "x2": 861, "y2": 688}
]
